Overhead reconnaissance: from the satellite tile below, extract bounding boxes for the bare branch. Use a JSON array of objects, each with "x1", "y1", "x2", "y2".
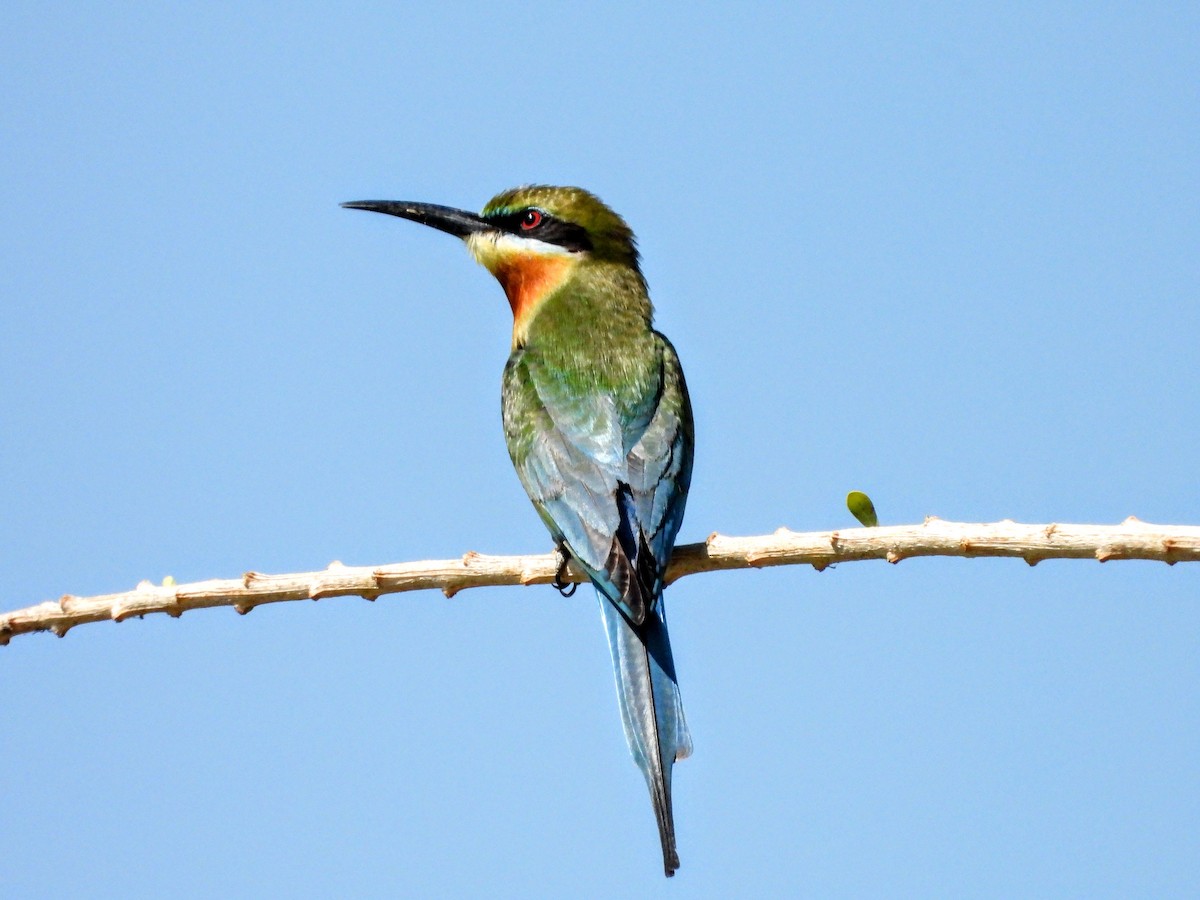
[{"x1": 3, "y1": 517, "x2": 1197, "y2": 646}]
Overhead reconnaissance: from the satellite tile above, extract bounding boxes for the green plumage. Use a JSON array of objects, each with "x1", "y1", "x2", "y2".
[{"x1": 497, "y1": 191, "x2": 691, "y2": 625}]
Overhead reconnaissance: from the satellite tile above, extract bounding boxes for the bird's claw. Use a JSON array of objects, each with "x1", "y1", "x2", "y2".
[{"x1": 552, "y1": 545, "x2": 578, "y2": 597}]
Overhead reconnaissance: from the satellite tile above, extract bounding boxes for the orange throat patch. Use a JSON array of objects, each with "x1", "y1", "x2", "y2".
[{"x1": 491, "y1": 253, "x2": 574, "y2": 342}]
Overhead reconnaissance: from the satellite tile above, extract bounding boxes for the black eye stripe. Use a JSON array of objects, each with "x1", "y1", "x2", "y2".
[{"x1": 486, "y1": 209, "x2": 594, "y2": 253}]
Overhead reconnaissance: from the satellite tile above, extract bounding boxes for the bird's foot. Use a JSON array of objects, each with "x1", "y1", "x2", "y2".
[{"x1": 552, "y1": 543, "x2": 578, "y2": 597}]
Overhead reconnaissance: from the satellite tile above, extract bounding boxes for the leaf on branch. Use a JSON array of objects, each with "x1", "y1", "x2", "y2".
[{"x1": 847, "y1": 491, "x2": 878, "y2": 527}]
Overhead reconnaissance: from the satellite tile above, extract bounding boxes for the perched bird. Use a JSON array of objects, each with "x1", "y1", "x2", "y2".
[{"x1": 342, "y1": 186, "x2": 694, "y2": 876}]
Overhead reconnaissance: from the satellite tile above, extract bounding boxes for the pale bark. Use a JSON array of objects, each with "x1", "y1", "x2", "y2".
[{"x1": 3, "y1": 517, "x2": 1196, "y2": 646}]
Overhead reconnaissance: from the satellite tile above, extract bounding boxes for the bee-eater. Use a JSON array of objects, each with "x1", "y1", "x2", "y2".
[{"x1": 342, "y1": 186, "x2": 694, "y2": 876}]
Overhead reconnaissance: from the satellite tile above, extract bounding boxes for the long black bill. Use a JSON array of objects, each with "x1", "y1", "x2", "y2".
[{"x1": 340, "y1": 200, "x2": 493, "y2": 239}]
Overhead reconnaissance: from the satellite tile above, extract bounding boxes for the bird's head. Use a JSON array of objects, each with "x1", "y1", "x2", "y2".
[{"x1": 342, "y1": 185, "x2": 642, "y2": 344}]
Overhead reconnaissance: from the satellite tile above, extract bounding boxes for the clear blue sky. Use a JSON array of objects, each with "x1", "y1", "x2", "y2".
[{"x1": 2, "y1": 4, "x2": 1197, "y2": 897}]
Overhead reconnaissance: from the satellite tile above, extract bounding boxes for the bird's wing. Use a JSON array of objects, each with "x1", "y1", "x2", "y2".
[
  {"x1": 503, "y1": 342, "x2": 689, "y2": 624},
  {"x1": 624, "y1": 333, "x2": 694, "y2": 599},
  {"x1": 503, "y1": 349, "x2": 625, "y2": 591}
]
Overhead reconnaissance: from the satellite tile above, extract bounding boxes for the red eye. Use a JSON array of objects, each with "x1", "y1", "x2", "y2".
[{"x1": 520, "y1": 210, "x2": 543, "y2": 230}]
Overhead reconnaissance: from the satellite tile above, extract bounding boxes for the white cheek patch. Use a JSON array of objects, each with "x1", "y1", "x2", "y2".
[{"x1": 467, "y1": 231, "x2": 580, "y2": 269}]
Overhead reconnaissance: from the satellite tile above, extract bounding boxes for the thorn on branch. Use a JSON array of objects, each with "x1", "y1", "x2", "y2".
[{"x1": 367, "y1": 571, "x2": 385, "y2": 598}]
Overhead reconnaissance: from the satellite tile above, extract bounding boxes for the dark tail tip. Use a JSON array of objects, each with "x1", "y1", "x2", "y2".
[
  {"x1": 663, "y1": 849, "x2": 680, "y2": 877},
  {"x1": 655, "y1": 789, "x2": 681, "y2": 876}
]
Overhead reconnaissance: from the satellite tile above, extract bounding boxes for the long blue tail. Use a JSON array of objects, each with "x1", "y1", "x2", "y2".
[{"x1": 597, "y1": 590, "x2": 692, "y2": 877}]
